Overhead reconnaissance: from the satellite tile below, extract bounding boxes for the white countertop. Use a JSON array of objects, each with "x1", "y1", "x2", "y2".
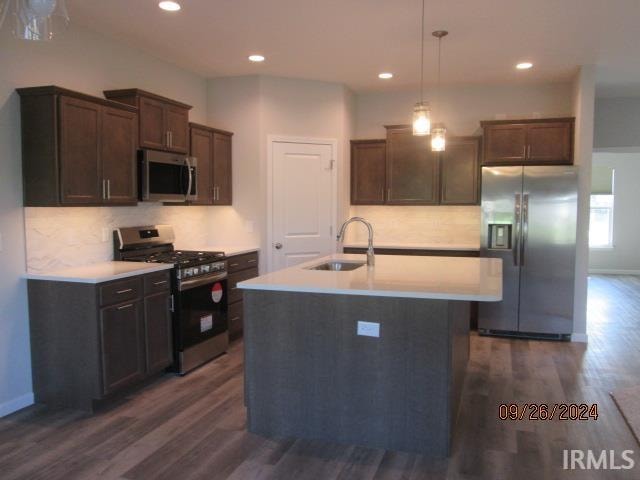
[
  {"x1": 26, "y1": 261, "x2": 174, "y2": 284},
  {"x1": 179, "y1": 245, "x2": 260, "y2": 257},
  {"x1": 238, "y1": 254, "x2": 502, "y2": 301},
  {"x1": 342, "y1": 242, "x2": 480, "y2": 251}
]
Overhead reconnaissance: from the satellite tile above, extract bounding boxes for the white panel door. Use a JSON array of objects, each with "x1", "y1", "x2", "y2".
[{"x1": 272, "y1": 141, "x2": 335, "y2": 271}]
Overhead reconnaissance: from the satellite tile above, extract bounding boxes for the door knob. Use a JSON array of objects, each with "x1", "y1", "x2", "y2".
[{"x1": 274, "y1": 243, "x2": 283, "y2": 249}]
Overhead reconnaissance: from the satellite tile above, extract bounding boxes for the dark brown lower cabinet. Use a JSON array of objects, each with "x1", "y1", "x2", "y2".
[
  {"x1": 100, "y1": 300, "x2": 145, "y2": 395},
  {"x1": 144, "y1": 291, "x2": 173, "y2": 374},
  {"x1": 226, "y1": 251, "x2": 259, "y2": 340},
  {"x1": 28, "y1": 270, "x2": 173, "y2": 411}
]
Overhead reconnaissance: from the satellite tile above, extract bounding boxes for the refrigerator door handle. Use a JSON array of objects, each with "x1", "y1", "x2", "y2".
[
  {"x1": 513, "y1": 193, "x2": 521, "y2": 266},
  {"x1": 521, "y1": 193, "x2": 529, "y2": 266}
]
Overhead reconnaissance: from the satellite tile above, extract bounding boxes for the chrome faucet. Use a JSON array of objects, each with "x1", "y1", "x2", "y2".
[{"x1": 336, "y1": 217, "x2": 375, "y2": 267}]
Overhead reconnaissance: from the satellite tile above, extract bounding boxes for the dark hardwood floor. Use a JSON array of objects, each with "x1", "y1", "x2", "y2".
[{"x1": 1, "y1": 275, "x2": 639, "y2": 479}]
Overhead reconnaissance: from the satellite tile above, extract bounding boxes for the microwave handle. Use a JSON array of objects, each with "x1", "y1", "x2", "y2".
[{"x1": 185, "y1": 157, "x2": 193, "y2": 200}]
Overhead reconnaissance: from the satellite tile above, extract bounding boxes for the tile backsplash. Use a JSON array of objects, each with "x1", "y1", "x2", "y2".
[
  {"x1": 347, "y1": 205, "x2": 481, "y2": 246},
  {"x1": 24, "y1": 205, "x2": 212, "y2": 273}
]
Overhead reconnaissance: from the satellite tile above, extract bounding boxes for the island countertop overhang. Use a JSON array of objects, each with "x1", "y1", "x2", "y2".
[{"x1": 238, "y1": 254, "x2": 502, "y2": 301}]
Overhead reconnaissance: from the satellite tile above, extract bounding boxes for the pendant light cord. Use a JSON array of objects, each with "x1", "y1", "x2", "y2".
[
  {"x1": 436, "y1": 34, "x2": 441, "y2": 117},
  {"x1": 420, "y1": 0, "x2": 425, "y2": 104}
]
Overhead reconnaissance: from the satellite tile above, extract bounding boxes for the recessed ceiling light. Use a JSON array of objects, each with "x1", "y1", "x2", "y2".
[
  {"x1": 378, "y1": 72, "x2": 393, "y2": 79},
  {"x1": 159, "y1": 1, "x2": 181, "y2": 11},
  {"x1": 516, "y1": 62, "x2": 533, "y2": 70},
  {"x1": 248, "y1": 54, "x2": 265, "y2": 63}
]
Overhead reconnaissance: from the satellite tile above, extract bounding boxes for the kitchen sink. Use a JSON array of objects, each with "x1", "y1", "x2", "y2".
[{"x1": 306, "y1": 261, "x2": 366, "y2": 271}]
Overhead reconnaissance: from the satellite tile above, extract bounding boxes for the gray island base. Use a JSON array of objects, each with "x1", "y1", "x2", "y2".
[{"x1": 243, "y1": 290, "x2": 470, "y2": 456}]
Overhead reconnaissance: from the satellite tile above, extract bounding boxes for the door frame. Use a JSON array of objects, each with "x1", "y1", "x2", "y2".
[{"x1": 266, "y1": 135, "x2": 339, "y2": 273}]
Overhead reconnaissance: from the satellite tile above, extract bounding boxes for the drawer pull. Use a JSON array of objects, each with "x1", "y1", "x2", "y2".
[
  {"x1": 247, "y1": 259, "x2": 257, "y2": 264},
  {"x1": 153, "y1": 280, "x2": 167, "y2": 286},
  {"x1": 230, "y1": 263, "x2": 239, "y2": 267},
  {"x1": 116, "y1": 288, "x2": 133, "y2": 294},
  {"x1": 117, "y1": 303, "x2": 134, "y2": 310},
  {"x1": 231, "y1": 316, "x2": 241, "y2": 322}
]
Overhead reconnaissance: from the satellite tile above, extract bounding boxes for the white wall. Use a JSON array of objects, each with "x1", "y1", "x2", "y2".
[
  {"x1": 348, "y1": 83, "x2": 574, "y2": 245},
  {"x1": 594, "y1": 98, "x2": 640, "y2": 149},
  {"x1": 207, "y1": 75, "x2": 354, "y2": 271},
  {"x1": 0, "y1": 24, "x2": 216, "y2": 416},
  {"x1": 589, "y1": 152, "x2": 640, "y2": 273},
  {"x1": 571, "y1": 66, "x2": 596, "y2": 342}
]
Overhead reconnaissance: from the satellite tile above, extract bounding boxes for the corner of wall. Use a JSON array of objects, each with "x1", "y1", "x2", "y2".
[{"x1": 571, "y1": 65, "x2": 597, "y2": 339}]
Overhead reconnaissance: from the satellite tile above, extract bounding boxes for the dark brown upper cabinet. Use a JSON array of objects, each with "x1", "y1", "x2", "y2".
[
  {"x1": 103, "y1": 89, "x2": 191, "y2": 154},
  {"x1": 187, "y1": 123, "x2": 233, "y2": 206},
  {"x1": 350, "y1": 129, "x2": 480, "y2": 206},
  {"x1": 351, "y1": 140, "x2": 386, "y2": 205},
  {"x1": 385, "y1": 125, "x2": 439, "y2": 205},
  {"x1": 440, "y1": 136, "x2": 481, "y2": 205},
  {"x1": 17, "y1": 86, "x2": 138, "y2": 207},
  {"x1": 481, "y1": 118, "x2": 574, "y2": 166}
]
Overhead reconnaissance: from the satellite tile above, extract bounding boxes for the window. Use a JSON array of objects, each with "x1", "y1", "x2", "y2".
[
  {"x1": 589, "y1": 195, "x2": 614, "y2": 248},
  {"x1": 589, "y1": 166, "x2": 615, "y2": 248}
]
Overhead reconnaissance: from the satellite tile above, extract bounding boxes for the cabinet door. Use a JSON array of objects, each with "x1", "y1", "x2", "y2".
[
  {"x1": 144, "y1": 292, "x2": 173, "y2": 374},
  {"x1": 100, "y1": 301, "x2": 145, "y2": 395},
  {"x1": 482, "y1": 124, "x2": 527, "y2": 165},
  {"x1": 351, "y1": 140, "x2": 386, "y2": 204},
  {"x1": 101, "y1": 107, "x2": 138, "y2": 205},
  {"x1": 166, "y1": 106, "x2": 189, "y2": 154},
  {"x1": 139, "y1": 96, "x2": 166, "y2": 150},
  {"x1": 526, "y1": 122, "x2": 573, "y2": 164},
  {"x1": 386, "y1": 127, "x2": 439, "y2": 204},
  {"x1": 212, "y1": 132, "x2": 233, "y2": 205},
  {"x1": 440, "y1": 136, "x2": 480, "y2": 205},
  {"x1": 189, "y1": 126, "x2": 214, "y2": 204},
  {"x1": 59, "y1": 96, "x2": 102, "y2": 204}
]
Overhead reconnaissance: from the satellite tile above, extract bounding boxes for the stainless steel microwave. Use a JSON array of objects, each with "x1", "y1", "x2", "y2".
[{"x1": 139, "y1": 150, "x2": 197, "y2": 202}]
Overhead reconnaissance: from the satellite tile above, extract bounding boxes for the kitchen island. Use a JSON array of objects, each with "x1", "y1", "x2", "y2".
[{"x1": 238, "y1": 253, "x2": 502, "y2": 456}]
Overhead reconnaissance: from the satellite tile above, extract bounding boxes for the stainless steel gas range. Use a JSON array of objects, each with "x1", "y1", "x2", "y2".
[{"x1": 114, "y1": 225, "x2": 229, "y2": 374}]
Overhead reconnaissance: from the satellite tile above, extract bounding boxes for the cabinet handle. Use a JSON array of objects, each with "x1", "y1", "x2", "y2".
[
  {"x1": 107, "y1": 179, "x2": 111, "y2": 200},
  {"x1": 247, "y1": 259, "x2": 257, "y2": 264},
  {"x1": 381, "y1": 187, "x2": 384, "y2": 201},
  {"x1": 165, "y1": 131, "x2": 170, "y2": 147},
  {"x1": 387, "y1": 188, "x2": 391, "y2": 200},
  {"x1": 527, "y1": 145, "x2": 531, "y2": 159},
  {"x1": 117, "y1": 303, "x2": 134, "y2": 310},
  {"x1": 231, "y1": 316, "x2": 241, "y2": 322},
  {"x1": 153, "y1": 280, "x2": 167, "y2": 286},
  {"x1": 169, "y1": 131, "x2": 173, "y2": 148},
  {"x1": 169, "y1": 294, "x2": 175, "y2": 312},
  {"x1": 102, "y1": 179, "x2": 106, "y2": 200},
  {"x1": 230, "y1": 263, "x2": 239, "y2": 267},
  {"x1": 116, "y1": 288, "x2": 133, "y2": 294}
]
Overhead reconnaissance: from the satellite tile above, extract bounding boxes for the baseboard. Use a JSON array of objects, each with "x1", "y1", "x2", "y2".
[
  {"x1": 589, "y1": 269, "x2": 640, "y2": 275},
  {"x1": 571, "y1": 333, "x2": 588, "y2": 343},
  {"x1": 0, "y1": 392, "x2": 34, "y2": 418}
]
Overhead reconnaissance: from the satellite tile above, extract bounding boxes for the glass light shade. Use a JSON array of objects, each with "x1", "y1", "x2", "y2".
[
  {"x1": 431, "y1": 126, "x2": 446, "y2": 152},
  {"x1": 412, "y1": 102, "x2": 431, "y2": 136},
  {"x1": 13, "y1": 0, "x2": 69, "y2": 41}
]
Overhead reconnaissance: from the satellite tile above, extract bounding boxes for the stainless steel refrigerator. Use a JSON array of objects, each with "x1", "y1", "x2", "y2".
[{"x1": 479, "y1": 166, "x2": 577, "y2": 339}]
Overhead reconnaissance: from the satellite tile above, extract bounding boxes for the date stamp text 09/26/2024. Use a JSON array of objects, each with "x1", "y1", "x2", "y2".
[{"x1": 499, "y1": 403, "x2": 599, "y2": 421}]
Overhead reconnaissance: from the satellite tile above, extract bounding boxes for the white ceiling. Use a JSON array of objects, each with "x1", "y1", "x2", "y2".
[{"x1": 68, "y1": 0, "x2": 640, "y2": 96}]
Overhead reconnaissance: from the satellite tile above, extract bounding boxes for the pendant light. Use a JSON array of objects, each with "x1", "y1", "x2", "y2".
[
  {"x1": 431, "y1": 30, "x2": 448, "y2": 152},
  {"x1": 412, "y1": 0, "x2": 431, "y2": 136},
  {"x1": 0, "y1": 0, "x2": 69, "y2": 41}
]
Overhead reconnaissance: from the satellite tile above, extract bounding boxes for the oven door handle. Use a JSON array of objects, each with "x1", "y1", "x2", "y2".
[
  {"x1": 185, "y1": 156, "x2": 193, "y2": 201},
  {"x1": 178, "y1": 271, "x2": 228, "y2": 291}
]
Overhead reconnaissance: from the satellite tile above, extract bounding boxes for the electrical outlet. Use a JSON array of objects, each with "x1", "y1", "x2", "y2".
[
  {"x1": 357, "y1": 321, "x2": 380, "y2": 338},
  {"x1": 101, "y1": 227, "x2": 111, "y2": 243}
]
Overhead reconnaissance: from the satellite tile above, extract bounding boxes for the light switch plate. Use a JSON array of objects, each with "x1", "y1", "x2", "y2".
[{"x1": 357, "y1": 321, "x2": 380, "y2": 338}]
